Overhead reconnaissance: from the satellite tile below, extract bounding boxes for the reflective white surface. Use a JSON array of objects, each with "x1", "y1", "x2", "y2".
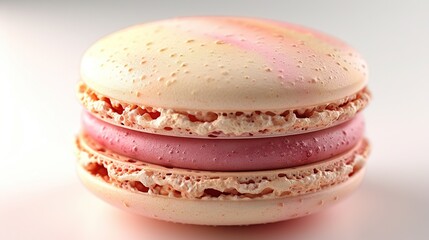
[{"x1": 1, "y1": 1, "x2": 428, "y2": 239}]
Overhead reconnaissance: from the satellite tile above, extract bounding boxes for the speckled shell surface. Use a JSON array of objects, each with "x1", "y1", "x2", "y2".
[{"x1": 81, "y1": 17, "x2": 368, "y2": 112}]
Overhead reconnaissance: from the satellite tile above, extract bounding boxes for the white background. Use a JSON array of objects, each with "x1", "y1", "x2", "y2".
[{"x1": 1, "y1": 1, "x2": 428, "y2": 239}]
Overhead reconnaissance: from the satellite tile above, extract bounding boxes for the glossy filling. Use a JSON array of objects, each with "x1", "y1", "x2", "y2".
[{"x1": 82, "y1": 111, "x2": 364, "y2": 171}]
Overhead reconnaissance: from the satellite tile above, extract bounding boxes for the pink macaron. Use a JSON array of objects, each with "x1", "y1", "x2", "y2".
[{"x1": 76, "y1": 16, "x2": 371, "y2": 225}]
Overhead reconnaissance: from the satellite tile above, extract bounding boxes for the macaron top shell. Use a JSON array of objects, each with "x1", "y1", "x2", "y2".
[{"x1": 81, "y1": 16, "x2": 368, "y2": 112}]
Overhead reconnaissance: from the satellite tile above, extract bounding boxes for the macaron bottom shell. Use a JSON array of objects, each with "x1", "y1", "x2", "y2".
[
  {"x1": 77, "y1": 162, "x2": 365, "y2": 226},
  {"x1": 75, "y1": 132, "x2": 369, "y2": 225}
]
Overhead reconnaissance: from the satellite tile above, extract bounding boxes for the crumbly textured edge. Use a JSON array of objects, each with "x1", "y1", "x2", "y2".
[
  {"x1": 77, "y1": 82, "x2": 371, "y2": 138},
  {"x1": 75, "y1": 133, "x2": 369, "y2": 200}
]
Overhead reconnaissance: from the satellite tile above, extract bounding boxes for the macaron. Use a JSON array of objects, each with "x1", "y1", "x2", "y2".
[{"x1": 76, "y1": 16, "x2": 371, "y2": 225}]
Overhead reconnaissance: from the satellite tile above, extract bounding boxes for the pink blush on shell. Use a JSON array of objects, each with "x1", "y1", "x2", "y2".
[{"x1": 82, "y1": 111, "x2": 364, "y2": 171}]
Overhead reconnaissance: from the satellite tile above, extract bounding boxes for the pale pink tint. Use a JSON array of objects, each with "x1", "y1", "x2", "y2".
[{"x1": 82, "y1": 111, "x2": 364, "y2": 171}]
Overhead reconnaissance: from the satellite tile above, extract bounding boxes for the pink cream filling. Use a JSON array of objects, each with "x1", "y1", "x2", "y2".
[{"x1": 82, "y1": 111, "x2": 364, "y2": 171}]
